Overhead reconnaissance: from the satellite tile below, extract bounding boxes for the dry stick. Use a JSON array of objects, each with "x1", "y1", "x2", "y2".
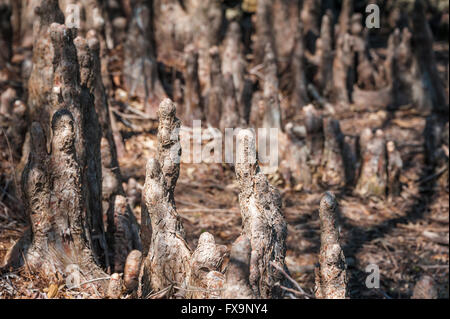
[
  {"x1": 126, "y1": 105, "x2": 154, "y2": 119},
  {"x1": 278, "y1": 284, "x2": 307, "y2": 298},
  {"x1": 419, "y1": 265, "x2": 449, "y2": 269},
  {"x1": 174, "y1": 285, "x2": 225, "y2": 293},
  {"x1": 111, "y1": 107, "x2": 151, "y2": 120},
  {"x1": 146, "y1": 285, "x2": 172, "y2": 299},
  {"x1": 20, "y1": 251, "x2": 33, "y2": 278},
  {"x1": 269, "y1": 261, "x2": 312, "y2": 298},
  {"x1": 67, "y1": 276, "x2": 112, "y2": 290},
  {"x1": 0, "y1": 226, "x2": 22, "y2": 233},
  {"x1": 416, "y1": 166, "x2": 449, "y2": 184},
  {"x1": 178, "y1": 208, "x2": 239, "y2": 214}
]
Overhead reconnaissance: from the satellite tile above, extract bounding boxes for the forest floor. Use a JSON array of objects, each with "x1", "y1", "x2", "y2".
[{"x1": 0, "y1": 41, "x2": 448, "y2": 299}]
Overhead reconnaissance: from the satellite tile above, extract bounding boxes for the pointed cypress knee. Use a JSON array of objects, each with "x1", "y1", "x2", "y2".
[
  {"x1": 234, "y1": 129, "x2": 288, "y2": 298},
  {"x1": 315, "y1": 192, "x2": 348, "y2": 299}
]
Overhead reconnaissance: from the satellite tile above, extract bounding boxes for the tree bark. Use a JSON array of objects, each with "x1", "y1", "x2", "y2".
[
  {"x1": 315, "y1": 192, "x2": 348, "y2": 299},
  {"x1": 355, "y1": 129, "x2": 388, "y2": 198},
  {"x1": 19, "y1": 112, "x2": 108, "y2": 291},
  {"x1": 123, "y1": 0, "x2": 166, "y2": 117},
  {"x1": 234, "y1": 129, "x2": 288, "y2": 298},
  {"x1": 138, "y1": 99, "x2": 227, "y2": 298}
]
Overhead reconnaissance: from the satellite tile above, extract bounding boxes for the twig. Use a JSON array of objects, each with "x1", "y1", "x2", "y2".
[
  {"x1": 416, "y1": 166, "x2": 448, "y2": 184},
  {"x1": 277, "y1": 284, "x2": 304, "y2": 298},
  {"x1": 421, "y1": 231, "x2": 449, "y2": 245},
  {"x1": 20, "y1": 250, "x2": 33, "y2": 278},
  {"x1": 178, "y1": 208, "x2": 238, "y2": 214},
  {"x1": 146, "y1": 285, "x2": 172, "y2": 299},
  {"x1": 126, "y1": 105, "x2": 154, "y2": 120},
  {"x1": 178, "y1": 180, "x2": 226, "y2": 191},
  {"x1": 418, "y1": 264, "x2": 449, "y2": 269},
  {"x1": 111, "y1": 107, "x2": 151, "y2": 120},
  {"x1": 269, "y1": 261, "x2": 313, "y2": 298},
  {"x1": 174, "y1": 285, "x2": 225, "y2": 293},
  {"x1": 67, "y1": 276, "x2": 111, "y2": 290},
  {"x1": 0, "y1": 225, "x2": 23, "y2": 233}
]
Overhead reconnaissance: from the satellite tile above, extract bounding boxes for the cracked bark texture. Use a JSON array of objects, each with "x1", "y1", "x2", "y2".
[
  {"x1": 234, "y1": 129, "x2": 288, "y2": 299},
  {"x1": 25, "y1": 1, "x2": 140, "y2": 273},
  {"x1": 27, "y1": 1, "x2": 65, "y2": 137},
  {"x1": 187, "y1": 232, "x2": 227, "y2": 299},
  {"x1": 73, "y1": 34, "x2": 108, "y2": 268},
  {"x1": 315, "y1": 192, "x2": 348, "y2": 299},
  {"x1": 18, "y1": 112, "x2": 108, "y2": 292},
  {"x1": 221, "y1": 235, "x2": 254, "y2": 299},
  {"x1": 26, "y1": 16, "x2": 109, "y2": 266},
  {"x1": 84, "y1": 31, "x2": 141, "y2": 273},
  {"x1": 138, "y1": 99, "x2": 226, "y2": 298}
]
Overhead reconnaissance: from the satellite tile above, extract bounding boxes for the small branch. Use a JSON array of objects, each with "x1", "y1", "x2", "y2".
[
  {"x1": 67, "y1": 276, "x2": 111, "y2": 290},
  {"x1": 416, "y1": 166, "x2": 448, "y2": 185},
  {"x1": 269, "y1": 261, "x2": 312, "y2": 298}
]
